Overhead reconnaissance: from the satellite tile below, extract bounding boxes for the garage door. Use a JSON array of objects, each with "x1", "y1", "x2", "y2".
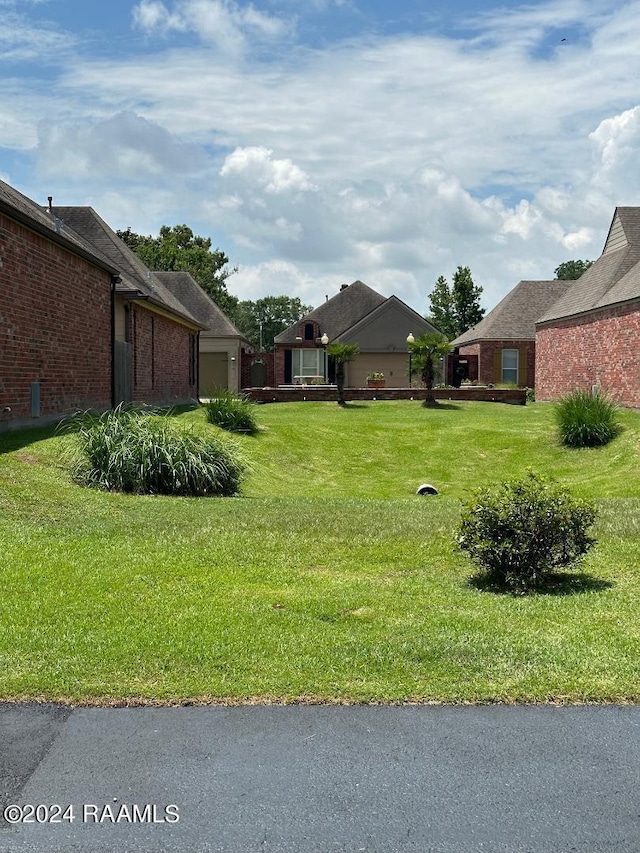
[{"x1": 199, "y1": 353, "x2": 228, "y2": 395}]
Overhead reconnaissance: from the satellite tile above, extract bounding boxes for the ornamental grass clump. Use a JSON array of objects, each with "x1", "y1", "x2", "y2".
[
  {"x1": 458, "y1": 472, "x2": 597, "y2": 592},
  {"x1": 203, "y1": 389, "x2": 258, "y2": 434},
  {"x1": 555, "y1": 388, "x2": 622, "y2": 447},
  {"x1": 70, "y1": 406, "x2": 245, "y2": 496}
]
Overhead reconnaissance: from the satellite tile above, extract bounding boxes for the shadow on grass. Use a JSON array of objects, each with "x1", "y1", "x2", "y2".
[
  {"x1": 421, "y1": 401, "x2": 462, "y2": 411},
  {"x1": 0, "y1": 422, "x2": 62, "y2": 455},
  {"x1": 467, "y1": 570, "x2": 614, "y2": 597},
  {"x1": 1, "y1": 403, "x2": 203, "y2": 456}
]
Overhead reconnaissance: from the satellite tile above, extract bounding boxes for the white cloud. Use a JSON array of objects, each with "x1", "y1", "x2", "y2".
[
  {"x1": 0, "y1": 8, "x2": 74, "y2": 60},
  {"x1": 132, "y1": 0, "x2": 291, "y2": 55},
  {"x1": 35, "y1": 111, "x2": 205, "y2": 182},
  {"x1": 589, "y1": 106, "x2": 640, "y2": 199},
  {"x1": 230, "y1": 259, "x2": 340, "y2": 303},
  {"x1": 133, "y1": 0, "x2": 185, "y2": 32},
  {"x1": 220, "y1": 146, "x2": 316, "y2": 193}
]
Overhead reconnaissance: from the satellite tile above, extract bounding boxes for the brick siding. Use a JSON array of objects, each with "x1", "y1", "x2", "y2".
[
  {"x1": 0, "y1": 213, "x2": 112, "y2": 428},
  {"x1": 458, "y1": 340, "x2": 535, "y2": 387},
  {"x1": 536, "y1": 301, "x2": 640, "y2": 408},
  {"x1": 241, "y1": 351, "x2": 275, "y2": 389},
  {"x1": 130, "y1": 305, "x2": 197, "y2": 405}
]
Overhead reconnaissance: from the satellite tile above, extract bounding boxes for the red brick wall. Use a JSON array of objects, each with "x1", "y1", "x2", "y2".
[
  {"x1": 0, "y1": 212, "x2": 112, "y2": 428},
  {"x1": 241, "y1": 351, "x2": 275, "y2": 388},
  {"x1": 458, "y1": 341, "x2": 535, "y2": 386},
  {"x1": 536, "y1": 302, "x2": 640, "y2": 408},
  {"x1": 274, "y1": 346, "x2": 287, "y2": 385},
  {"x1": 130, "y1": 306, "x2": 197, "y2": 405}
]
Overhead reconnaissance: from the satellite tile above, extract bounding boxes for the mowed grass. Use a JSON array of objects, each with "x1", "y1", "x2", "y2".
[{"x1": 0, "y1": 400, "x2": 639, "y2": 704}]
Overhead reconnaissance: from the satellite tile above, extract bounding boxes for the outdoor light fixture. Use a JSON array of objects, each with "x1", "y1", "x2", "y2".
[
  {"x1": 407, "y1": 333, "x2": 415, "y2": 387},
  {"x1": 320, "y1": 332, "x2": 329, "y2": 382}
]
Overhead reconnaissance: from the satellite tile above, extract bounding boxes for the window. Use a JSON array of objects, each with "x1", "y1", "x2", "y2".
[
  {"x1": 501, "y1": 349, "x2": 518, "y2": 385},
  {"x1": 304, "y1": 323, "x2": 315, "y2": 341},
  {"x1": 292, "y1": 348, "x2": 324, "y2": 379}
]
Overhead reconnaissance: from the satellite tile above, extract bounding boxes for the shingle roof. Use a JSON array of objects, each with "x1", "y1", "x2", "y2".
[
  {"x1": 274, "y1": 280, "x2": 388, "y2": 344},
  {"x1": 154, "y1": 271, "x2": 248, "y2": 339},
  {"x1": 537, "y1": 207, "x2": 640, "y2": 325},
  {"x1": 0, "y1": 181, "x2": 118, "y2": 276},
  {"x1": 452, "y1": 280, "x2": 572, "y2": 346},
  {"x1": 50, "y1": 206, "x2": 202, "y2": 328}
]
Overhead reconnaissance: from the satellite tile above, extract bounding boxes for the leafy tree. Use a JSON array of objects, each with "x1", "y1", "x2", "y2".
[
  {"x1": 408, "y1": 332, "x2": 451, "y2": 407},
  {"x1": 117, "y1": 224, "x2": 238, "y2": 315},
  {"x1": 427, "y1": 275, "x2": 457, "y2": 339},
  {"x1": 452, "y1": 265, "x2": 484, "y2": 335},
  {"x1": 554, "y1": 259, "x2": 593, "y2": 280},
  {"x1": 326, "y1": 343, "x2": 359, "y2": 407},
  {"x1": 232, "y1": 296, "x2": 313, "y2": 352},
  {"x1": 427, "y1": 266, "x2": 484, "y2": 339}
]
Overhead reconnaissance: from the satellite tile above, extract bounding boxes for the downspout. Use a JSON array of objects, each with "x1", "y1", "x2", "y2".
[
  {"x1": 197, "y1": 331, "x2": 202, "y2": 404},
  {"x1": 110, "y1": 275, "x2": 121, "y2": 409}
]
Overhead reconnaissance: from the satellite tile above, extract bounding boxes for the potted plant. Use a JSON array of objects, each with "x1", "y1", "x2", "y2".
[{"x1": 366, "y1": 372, "x2": 386, "y2": 389}]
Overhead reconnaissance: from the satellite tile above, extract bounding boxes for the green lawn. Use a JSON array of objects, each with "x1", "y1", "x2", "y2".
[{"x1": 0, "y1": 400, "x2": 639, "y2": 704}]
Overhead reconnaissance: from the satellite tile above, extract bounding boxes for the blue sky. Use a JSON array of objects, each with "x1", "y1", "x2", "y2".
[{"x1": 2, "y1": 0, "x2": 639, "y2": 312}]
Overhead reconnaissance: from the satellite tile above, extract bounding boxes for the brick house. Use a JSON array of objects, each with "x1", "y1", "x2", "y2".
[
  {"x1": 0, "y1": 181, "x2": 120, "y2": 431},
  {"x1": 536, "y1": 207, "x2": 640, "y2": 408},
  {"x1": 273, "y1": 280, "x2": 440, "y2": 387},
  {"x1": 451, "y1": 280, "x2": 572, "y2": 388},
  {"x1": 154, "y1": 271, "x2": 253, "y2": 395},
  {"x1": 49, "y1": 205, "x2": 204, "y2": 409}
]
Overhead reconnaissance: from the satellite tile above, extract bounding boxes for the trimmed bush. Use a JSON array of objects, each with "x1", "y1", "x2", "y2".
[
  {"x1": 555, "y1": 388, "x2": 622, "y2": 447},
  {"x1": 69, "y1": 406, "x2": 245, "y2": 496},
  {"x1": 458, "y1": 472, "x2": 597, "y2": 591},
  {"x1": 203, "y1": 389, "x2": 258, "y2": 434}
]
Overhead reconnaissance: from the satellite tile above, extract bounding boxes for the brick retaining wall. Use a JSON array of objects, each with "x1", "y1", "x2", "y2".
[{"x1": 244, "y1": 387, "x2": 527, "y2": 404}]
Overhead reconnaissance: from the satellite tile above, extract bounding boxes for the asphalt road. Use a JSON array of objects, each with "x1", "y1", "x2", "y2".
[{"x1": 1, "y1": 703, "x2": 639, "y2": 852}]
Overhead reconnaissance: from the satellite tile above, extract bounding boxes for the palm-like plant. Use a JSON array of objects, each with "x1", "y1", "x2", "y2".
[
  {"x1": 326, "y1": 342, "x2": 359, "y2": 406},
  {"x1": 408, "y1": 332, "x2": 451, "y2": 406}
]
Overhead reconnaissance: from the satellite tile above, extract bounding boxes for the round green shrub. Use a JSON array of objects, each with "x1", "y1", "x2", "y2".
[
  {"x1": 203, "y1": 389, "x2": 258, "y2": 434},
  {"x1": 555, "y1": 389, "x2": 622, "y2": 447},
  {"x1": 70, "y1": 406, "x2": 245, "y2": 496},
  {"x1": 458, "y1": 472, "x2": 597, "y2": 591}
]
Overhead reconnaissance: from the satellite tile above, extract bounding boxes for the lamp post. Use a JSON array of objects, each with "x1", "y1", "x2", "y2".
[
  {"x1": 320, "y1": 332, "x2": 329, "y2": 382},
  {"x1": 406, "y1": 333, "x2": 415, "y2": 387}
]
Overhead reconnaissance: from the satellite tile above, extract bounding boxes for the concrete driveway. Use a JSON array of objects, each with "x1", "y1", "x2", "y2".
[{"x1": 1, "y1": 703, "x2": 639, "y2": 852}]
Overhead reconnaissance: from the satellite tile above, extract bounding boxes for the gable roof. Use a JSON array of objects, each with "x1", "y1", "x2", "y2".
[
  {"x1": 537, "y1": 207, "x2": 640, "y2": 325},
  {"x1": 274, "y1": 280, "x2": 389, "y2": 344},
  {"x1": 339, "y1": 294, "x2": 440, "y2": 348},
  {"x1": 154, "y1": 271, "x2": 248, "y2": 340},
  {"x1": 49, "y1": 206, "x2": 202, "y2": 328},
  {"x1": 0, "y1": 180, "x2": 119, "y2": 277},
  {"x1": 452, "y1": 280, "x2": 572, "y2": 346}
]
